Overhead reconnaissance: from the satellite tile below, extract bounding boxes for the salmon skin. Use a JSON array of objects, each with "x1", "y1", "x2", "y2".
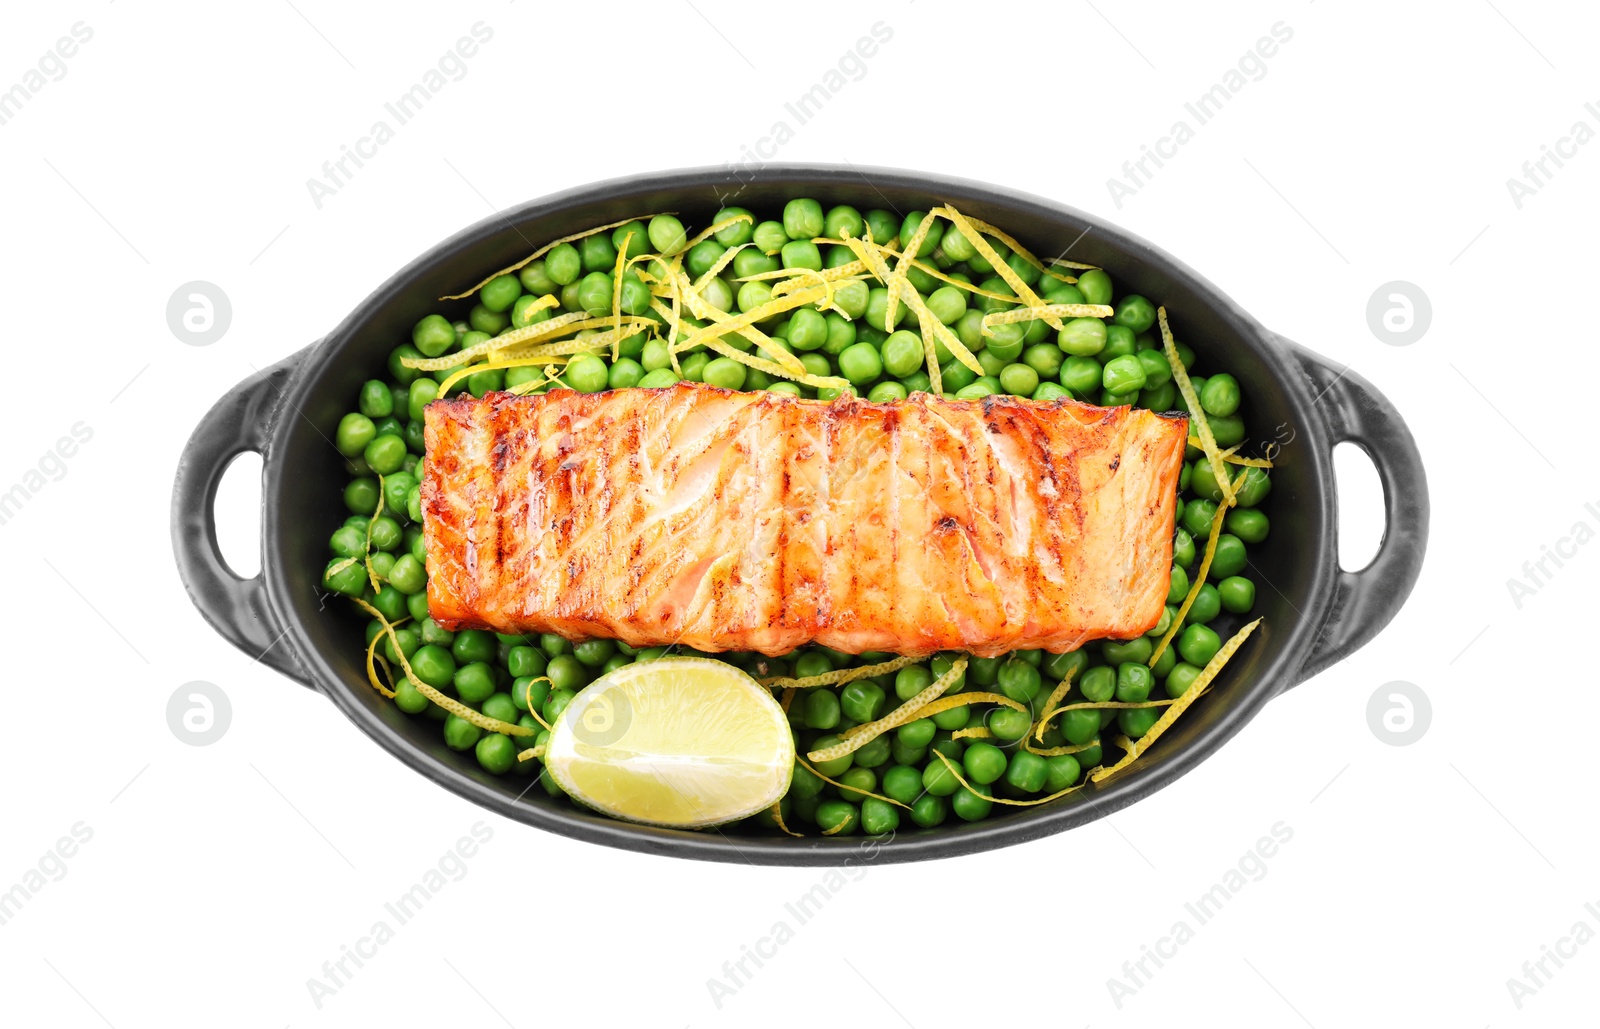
[{"x1": 423, "y1": 384, "x2": 1188, "y2": 658}]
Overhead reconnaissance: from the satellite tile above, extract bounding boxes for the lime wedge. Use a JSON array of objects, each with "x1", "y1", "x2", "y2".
[{"x1": 544, "y1": 657, "x2": 794, "y2": 829}]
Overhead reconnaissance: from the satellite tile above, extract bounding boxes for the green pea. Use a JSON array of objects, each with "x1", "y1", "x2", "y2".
[
  {"x1": 781, "y1": 308, "x2": 825, "y2": 353},
  {"x1": 546, "y1": 654, "x2": 587, "y2": 692},
  {"x1": 780, "y1": 239, "x2": 822, "y2": 271},
  {"x1": 898, "y1": 211, "x2": 944, "y2": 256},
  {"x1": 1058, "y1": 707, "x2": 1099, "y2": 746},
  {"x1": 700, "y1": 357, "x2": 747, "y2": 390},
  {"x1": 468, "y1": 304, "x2": 509, "y2": 335},
  {"x1": 571, "y1": 639, "x2": 614, "y2": 668},
  {"x1": 565, "y1": 354, "x2": 610, "y2": 393},
  {"x1": 388, "y1": 345, "x2": 423, "y2": 386},
  {"x1": 1119, "y1": 707, "x2": 1162, "y2": 739},
  {"x1": 321, "y1": 558, "x2": 366, "y2": 596},
  {"x1": 1173, "y1": 528, "x2": 1197, "y2": 568},
  {"x1": 1115, "y1": 662, "x2": 1154, "y2": 703},
  {"x1": 1102, "y1": 637, "x2": 1153, "y2": 666},
  {"x1": 1209, "y1": 415, "x2": 1247, "y2": 448},
  {"x1": 782, "y1": 198, "x2": 825, "y2": 241},
  {"x1": 1207, "y1": 534, "x2": 1247, "y2": 580},
  {"x1": 803, "y1": 690, "x2": 840, "y2": 730},
  {"x1": 1183, "y1": 499, "x2": 1219, "y2": 539},
  {"x1": 1168, "y1": 565, "x2": 1191, "y2": 605},
  {"x1": 336, "y1": 413, "x2": 377, "y2": 457},
  {"x1": 474, "y1": 733, "x2": 516, "y2": 774},
  {"x1": 995, "y1": 363, "x2": 1037, "y2": 396},
  {"x1": 838, "y1": 341, "x2": 883, "y2": 384},
  {"x1": 1178, "y1": 624, "x2": 1222, "y2": 666},
  {"x1": 518, "y1": 259, "x2": 558, "y2": 296},
  {"x1": 1044, "y1": 754, "x2": 1081, "y2": 792},
  {"x1": 407, "y1": 377, "x2": 439, "y2": 423},
  {"x1": 543, "y1": 688, "x2": 577, "y2": 725},
  {"x1": 750, "y1": 219, "x2": 787, "y2": 254},
  {"x1": 822, "y1": 204, "x2": 864, "y2": 240},
  {"x1": 853, "y1": 736, "x2": 891, "y2": 769},
  {"x1": 988, "y1": 707, "x2": 1031, "y2": 741},
  {"x1": 1005, "y1": 750, "x2": 1049, "y2": 792},
  {"x1": 962, "y1": 742, "x2": 1007, "y2": 785},
  {"x1": 387, "y1": 554, "x2": 426, "y2": 594},
  {"x1": 1166, "y1": 662, "x2": 1203, "y2": 698},
  {"x1": 996, "y1": 658, "x2": 1043, "y2": 703},
  {"x1": 1233, "y1": 467, "x2": 1272, "y2": 508},
  {"x1": 713, "y1": 207, "x2": 755, "y2": 246},
  {"x1": 1021, "y1": 343, "x2": 1064, "y2": 381},
  {"x1": 450, "y1": 662, "x2": 493, "y2": 704},
  {"x1": 1113, "y1": 295, "x2": 1156, "y2": 333},
  {"x1": 575, "y1": 272, "x2": 613, "y2": 315},
  {"x1": 880, "y1": 764, "x2": 922, "y2": 804},
  {"x1": 368, "y1": 551, "x2": 396, "y2": 583},
  {"x1": 878, "y1": 330, "x2": 923, "y2": 379},
  {"x1": 1218, "y1": 576, "x2": 1256, "y2": 613},
  {"x1": 909, "y1": 793, "x2": 948, "y2": 828},
  {"x1": 579, "y1": 232, "x2": 617, "y2": 273},
  {"x1": 1102, "y1": 324, "x2": 1138, "y2": 362},
  {"x1": 443, "y1": 714, "x2": 482, "y2": 751},
  {"x1": 546, "y1": 243, "x2": 582, "y2": 284},
  {"x1": 1200, "y1": 373, "x2": 1241, "y2": 417},
  {"x1": 1059, "y1": 356, "x2": 1102, "y2": 396},
  {"x1": 408, "y1": 644, "x2": 455, "y2": 688},
  {"x1": 1079, "y1": 664, "x2": 1115, "y2": 704},
  {"x1": 480, "y1": 274, "x2": 522, "y2": 314},
  {"x1": 1185, "y1": 583, "x2": 1222, "y2": 625},
  {"x1": 512, "y1": 675, "x2": 550, "y2": 715},
  {"x1": 1141, "y1": 381, "x2": 1177, "y2": 410},
  {"x1": 608, "y1": 358, "x2": 645, "y2": 389},
  {"x1": 737, "y1": 279, "x2": 775, "y2": 314},
  {"x1": 480, "y1": 693, "x2": 517, "y2": 725},
  {"x1": 922, "y1": 757, "x2": 960, "y2": 796},
  {"x1": 923, "y1": 285, "x2": 965, "y2": 326},
  {"x1": 951, "y1": 780, "x2": 992, "y2": 821},
  {"x1": 1226, "y1": 508, "x2": 1270, "y2": 543},
  {"x1": 358, "y1": 380, "x2": 395, "y2": 420},
  {"x1": 1102, "y1": 354, "x2": 1147, "y2": 395},
  {"x1": 1057, "y1": 318, "x2": 1107, "y2": 357},
  {"x1": 867, "y1": 381, "x2": 906, "y2": 402},
  {"x1": 412, "y1": 314, "x2": 455, "y2": 358},
  {"x1": 790, "y1": 760, "x2": 824, "y2": 800},
  {"x1": 814, "y1": 278, "x2": 860, "y2": 321},
  {"x1": 841, "y1": 681, "x2": 886, "y2": 723},
  {"x1": 860, "y1": 797, "x2": 899, "y2": 835},
  {"x1": 811, "y1": 735, "x2": 854, "y2": 778},
  {"x1": 1076, "y1": 268, "x2": 1113, "y2": 305},
  {"x1": 390, "y1": 675, "x2": 429, "y2": 714}
]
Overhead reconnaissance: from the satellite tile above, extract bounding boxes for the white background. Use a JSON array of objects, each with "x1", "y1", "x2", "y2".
[{"x1": 1, "y1": 1, "x2": 1594, "y2": 1026}]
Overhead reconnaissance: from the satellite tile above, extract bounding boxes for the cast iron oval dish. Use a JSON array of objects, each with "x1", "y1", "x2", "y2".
[{"x1": 173, "y1": 165, "x2": 1428, "y2": 865}]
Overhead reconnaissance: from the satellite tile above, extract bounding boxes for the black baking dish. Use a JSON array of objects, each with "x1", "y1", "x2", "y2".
[{"x1": 172, "y1": 165, "x2": 1428, "y2": 865}]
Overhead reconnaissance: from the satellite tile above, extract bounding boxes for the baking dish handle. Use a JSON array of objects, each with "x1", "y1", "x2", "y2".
[
  {"x1": 172, "y1": 350, "x2": 315, "y2": 688},
  {"x1": 1287, "y1": 342, "x2": 1429, "y2": 687}
]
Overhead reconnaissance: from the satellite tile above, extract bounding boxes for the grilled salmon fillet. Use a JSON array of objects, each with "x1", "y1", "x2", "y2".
[{"x1": 423, "y1": 384, "x2": 1187, "y2": 658}]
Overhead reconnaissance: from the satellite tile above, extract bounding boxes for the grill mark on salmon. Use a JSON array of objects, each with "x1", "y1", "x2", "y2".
[{"x1": 423, "y1": 383, "x2": 1188, "y2": 658}]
